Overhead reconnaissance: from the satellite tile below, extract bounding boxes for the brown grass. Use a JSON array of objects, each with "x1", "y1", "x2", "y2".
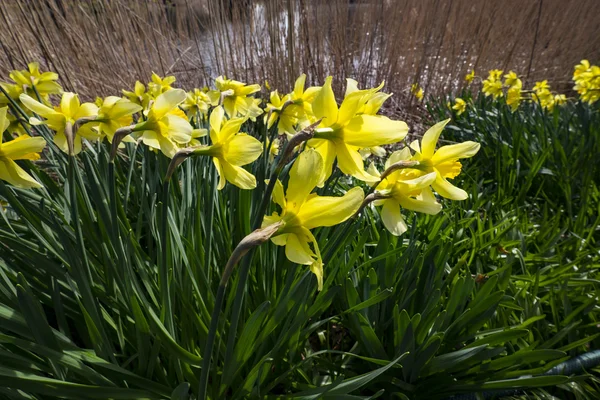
[{"x1": 1, "y1": 0, "x2": 598, "y2": 109}]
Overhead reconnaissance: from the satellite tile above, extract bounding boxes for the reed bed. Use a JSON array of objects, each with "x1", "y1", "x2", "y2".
[{"x1": 1, "y1": 0, "x2": 598, "y2": 109}]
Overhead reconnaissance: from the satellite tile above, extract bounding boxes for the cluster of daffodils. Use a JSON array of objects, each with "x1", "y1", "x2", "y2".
[
  {"x1": 1, "y1": 63, "x2": 480, "y2": 289},
  {"x1": 455, "y1": 61, "x2": 599, "y2": 116},
  {"x1": 573, "y1": 60, "x2": 599, "y2": 104}
]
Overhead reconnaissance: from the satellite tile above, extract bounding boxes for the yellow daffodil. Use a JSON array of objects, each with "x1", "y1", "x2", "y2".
[
  {"x1": 266, "y1": 137, "x2": 280, "y2": 163},
  {"x1": 148, "y1": 72, "x2": 176, "y2": 97},
  {"x1": 95, "y1": 96, "x2": 142, "y2": 143},
  {"x1": 359, "y1": 146, "x2": 386, "y2": 159},
  {"x1": 465, "y1": 70, "x2": 476, "y2": 84},
  {"x1": 0, "y1": 107, "x2": 46, "y2": 188},
  {"x1": 533, "y1": 80, "x2": 550, "y2": 93},
  {"x1": 214, "y1": 76, "x2": 262, "y2": 119},
  {"x1": 265, "y1": 74, "x2": 321, "y2": 137},
  {"x1": 452, "y1": 98, "x2": 467, "y2": 115},
  {"x1": 573, "y1": 61, "x2": 599, "y2": 104},
  {"x1": 411, "y1": 83, "x2": 424, "y2": 101},
  {"x1": 7, "y1": 62, "x2": 62, "y2": 103},
  {"x1": 553, "y1": 94, "x2": 567, "y2": 106},
  {"x1": 263, "y1": 149, "x2": 364, "y2": 289},
  {"x1": 531, "y1": 81, "x2": 556, "y2": 110},
  {"x1": 181, "y1": 88, "x2": 210, "y2": 119},
  {"x1": 308, "y1": 77, "x2": 408, "y2": 184},
  {"x1": 122, "y1": 81, "x2": 151, "y2": 109},
  {"x1": 370, "y1": 148, "x2": 441, "y2": 236},
  {"x1": 20, "y1": 92, "x2": 99, "y2": 154},
  {"x1": 408, "y1": 119, "x2": 480, "y2": 200},
  {"x1": 192, "y1": 106, "x2": 262, "y2": 189},
  {"x1": 488, "y1": 69, "x2": 504, "y2": 81},
  {"x1": 345, "y1": 78, "x2": 392, "y2": 116},
  {"x1": 482, "y1": 79, "x2": 503, "y2": 98},
  {"x1": 506, "y1": 85, "x2": 522, "y2": 112},
  {"x1": 504, "y1": 71, "x2": 520, "y2": 87},
  {"x1": 132, "y1": 89, "x2": 192, "y2": 158}
]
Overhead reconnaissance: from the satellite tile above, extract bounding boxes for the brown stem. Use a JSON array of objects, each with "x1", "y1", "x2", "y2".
[
  {"x1": 64, "y1": 121, "x2": 74, "y2": 156},
  {"x1": 164, "y1": 147, "x2": 195, "y2": 182},
  {"x1": 378, "y1": 160, "x2": 420, "y2": 182},
  {"x1": 110, "y1": 125, "x2": 136, "y2": 162}
]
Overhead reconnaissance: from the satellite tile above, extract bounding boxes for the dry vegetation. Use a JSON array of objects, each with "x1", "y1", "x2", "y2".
[{"x1": 1, "y1": 0, "x2": 598, "y2": 111}]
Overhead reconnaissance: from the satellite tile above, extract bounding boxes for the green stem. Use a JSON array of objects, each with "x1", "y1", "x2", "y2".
[{"x1": 159, "y1": 180, "x2": 175, "y2": 335}]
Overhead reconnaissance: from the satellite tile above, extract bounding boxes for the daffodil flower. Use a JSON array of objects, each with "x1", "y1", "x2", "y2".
[
  {"x1": 0, "y1": 107, "x2": 46, "y2": 188},
  {"x1": 265, "y1": 74, "x2": 321, "y2": 137},
  {"x1": 370, "y1": 148, "x2": 441, "y2": 236},
  {"x1": 192, "y1": 106, "x2": 262, "y2": 189},
  {"x1": 132, "y1": 89, "x2": 192, "y2": 158},
  {"x1": 308, "y1": 77, "x2": 408, "y2": 184},
  {"x1": 465, "y1": 70, "x2": 476, "y2": 84},
  {"x1": 452, "y1": 98, "x2": 467, "y2": 115},
  {"x1": 263, "y1": 149, "x2": 364, "y2": 289},
  {"x1": 95, "y1": 96, "x2": 142, "y2": 143},
  {"x1": 20, "y1": 92, "x2": 99, "y2": 155},
  {"x1": 409, "y1": 119, "x2": 480, "y2": 200},
  {"x1": 410, "y1": 83, "x2": 424, "y2": 101},
  {"x1": 7, "y1": 62, "x2": 62, "y2": 103},
  {"x1": 181, "y1": 88, "x2": 210, "y2": 119},
  {"x1": 122, "y1": 81, "x2": 151, "y2": 109},
  {"x1": 503, "y1": 71, "x2": 520, "y2": 87},
  {"x1": 214, "y1": 76, "x2": 262, "y2": 118},
  {"x1": 148, "y1": 72, "x2": 176, "y2": 97}
]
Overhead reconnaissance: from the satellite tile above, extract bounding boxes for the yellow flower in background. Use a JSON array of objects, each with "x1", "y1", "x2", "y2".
[
  {"x1": 122, "y1": 81, "x2": 151, "y2": 109},
  {"x1": 20, "y1": 92, "x2": 99, "y2": 155},
  {"x1": 148, "y1": 72, "x2": 176, "y2": 97},
  {"x1": 265, "y1": 74, "x2": 321, "y2": 137},
  {"x1": 506, "y1": 85, "x2": 522, "y2": 112},
  {"x1": 370, "y1": 147, "x2": 441, "y2": 236},
  {"x1": 452, "y1": 97, "x2": 467, "y2": 115},
  {"x1": 533, "y1": 80, "x2": 550, "y2": 93},
  {"x1": 408, "y1": 119, "x2": 480, "y2": 200},
  {"x1": 573, "y1": 60, "x2": 599, "y2": 104},
  {"x1": 7, "y1": 62, "x2": 62, "y2": 103},
  {"x1": 553, "y1": 94, "x2": 567, "y2": 106},
  {"x1": 358, "y1": 146, "x2": 386, "y2": 160},
  {"x1": 263, "y1": 149, "x2": 364, "y2": 290},
  {"x1": 181, "y1": 88, "x2": 211, "y2": 119},
  {"x1": 465, "y1": 70, "x2": 476, "y2": 84},
  {"x1": 193, "y1": 106, "x2": 262, "y2": 190},
  {"x1": 266, "y1": 136, "x2": 280, "y2": 163},
  {"x1": 504, "y1": 71, "x2": 520, "y2": 87},
  {"x1": 411, "y1": 83, "x2": 424, "y2": 101},
  {"x1": 488, "y1": 69, "x2": 504, "y2": 81},
  {"x1": 214, "y1": 75, "x2": 262, "y2": 119},
  {"x1": 132, "y1": 89, "x2": 192, "y2": 158},
  {"x1": 265, "y1": 90, "x2": 297, "y2": 137},
  {"x1": 95, "y1": 96, "x2": 142, "y2": 143},
  {"x1": 0, "y1": 107, "x2": 46, "y2": 189},
  {"x1": 309, "y1": 76, "x2": 408, "y2": 184}
]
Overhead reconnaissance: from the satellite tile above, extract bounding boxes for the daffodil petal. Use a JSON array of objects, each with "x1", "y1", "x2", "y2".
[
  {"x1": 343, "y1": 115, "x2": 408, "y2": 147},
  {"x1": 212, "y1": 158, "x2": 226, "y2": 190},
  {"x1": 384, "y1": 147, "x2": 412, "y2": 169},
  {"x1": 219, "y1": 118, "x2": 245, "y2": 142},
  {"x1": 380, "y1": 199, "x2": 407, "y2": 236},
  {"x1": 0, "y1": 107, "x2": 8, "y2": 135},
  {"x1": 1, "y1": 136, "x2": 46, "y2": 160},
  {"x1": 0, "y1": 158, "x2": 41, "y2": 189},
  {"x1": 210, "y1": 106, "x2": 225, "y2": 142},
  {"x1": 60, "y1": 92, "x2": 80, "y2": 117},
  {"x1": 421, "y1": 119, "x2": 450, "y2": 159},
  {"x1": 19, "y1": 94, "x2": 58, "y2": 118},
  {"x1": 153, "y1": 89, "x2": 186, "y2": 120},
  {"x1": 397, "y1": 195, "x2": 442, "y2": 215},
  {"x1": 431, "y1": 174, "x2": 468, "y2": 200},
  {"x1": 285, "y1": 233, "x2": 315, "y2": 265},
  {"x1": 336, "y1": 142, "x2": 377, "y2": 182},
  {"x1": 287, "y1": 148, "x2": 323, "y2": 211},
  {"x1": 110, "y1": 100, "x2": 142, "y2": 119},
  {"x1": 75, "y1": 102, "x2": 99, "y2": 119},
  {"x1": 294, "y1": 74, "x2": 307, "y2": 98},
  {"x1": 224, "y1": 133, "x2": 262, "y2": 166},
  {"x1": 431, "y1": 141, "x2": 480, "y2": 164},
  {"x1": 310, "y1": 260, "x2": 324, "y2": 291},
  {"x1": 165, "y1": 115, "x2": 193, "y2": 144},
  {"x1": 296, "y1": 186, "x2": 364, "y2": 229},
  {"x1": 312, "y1": 77, "x2": 338, "y2": 126},
  {"x1": 272, "y1": 179, "x2": 286, "y2": 209},
  {"x1": 221, "y1": 161, "x2": 257, "y2": 190}
]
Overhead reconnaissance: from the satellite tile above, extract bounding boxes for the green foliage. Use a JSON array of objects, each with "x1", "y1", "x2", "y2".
[{"x1": 0, "y1": 93, "x2": 599, "y2": 399}]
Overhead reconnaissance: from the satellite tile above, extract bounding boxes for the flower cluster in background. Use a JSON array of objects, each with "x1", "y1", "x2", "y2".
[{"x1": 450, "y1": 60, "x2": 598, "y2": 116}]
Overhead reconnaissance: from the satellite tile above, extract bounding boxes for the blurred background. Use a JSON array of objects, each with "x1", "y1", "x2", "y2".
[{"x1": 1, "y1": 0, "x2": 599, "y2": 113}]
